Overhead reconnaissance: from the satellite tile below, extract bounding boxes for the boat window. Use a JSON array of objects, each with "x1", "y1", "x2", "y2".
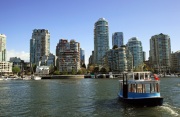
[{"x1": 129, "y1": 84, "x2": 136, "y2": 92}]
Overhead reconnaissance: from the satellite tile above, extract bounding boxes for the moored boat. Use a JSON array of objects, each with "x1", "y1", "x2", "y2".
[
  {"x1": 118, "y1": 71, "x2": 163, "y2": 107},
  {"x1": 31, "y1": 75, "x2": 41, "y2": 80}
]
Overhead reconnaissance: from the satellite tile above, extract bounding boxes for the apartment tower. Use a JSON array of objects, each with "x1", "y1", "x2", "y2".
[
  {"x1": 0, "y1": 34, "x2": 6, "y2": 61},
  {"x1": 94, "y1": 18, "x2": 109, "y2": 65},
  {"x1": 30, "y1": 29, "x2": 50, "y2": 65},
  {"x1": 126, "y1": 37, "x2": 143, "y2": 68},
  {"x1": 149, "y1": 33, "x2": 171, "y2": 73}
]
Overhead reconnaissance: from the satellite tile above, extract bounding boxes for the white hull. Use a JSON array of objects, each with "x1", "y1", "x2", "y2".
[{"x1": 32, "y1": 76, "x2": 41, "y2": 80}]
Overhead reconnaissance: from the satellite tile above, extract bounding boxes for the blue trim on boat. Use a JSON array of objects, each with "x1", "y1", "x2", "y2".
[{"x1": 119, "y1": 91, "x2": 160, "y2": 98}]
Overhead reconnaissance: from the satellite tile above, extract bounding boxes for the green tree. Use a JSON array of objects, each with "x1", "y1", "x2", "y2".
[
  {"x1": 100, "y1": 67, "x2": 107, "y2": 74},
  {"x1": 54, "y1": 70, "x2": 60, "y2": 75},
  {"x1": 93, "y1": 67, "x2": 99, "y2": 73},
  {"x1": 82, "y1": 64, "x2": 86, "y2": 69},
  {"x1": 71, "y1": 69, "x2": 76, "y2": 75},
  {"x1": 12, "y1": 66, "x2": 21, "y2": 74},
  {"x1": 112, "y1": 45, "x2": 118, "y2": 49},
  {"x1": 61, "y1": 70, "x2": 68, "y2": 75},
  {"x1": 77, "y1": 69, "x2": 82, "y2": 74},
  {"x1": 32, "y1": 64, "x2": 37, "y2": 74},
  {"x1": 49, "y1": 65, "x2": 54, "y2": 74}
]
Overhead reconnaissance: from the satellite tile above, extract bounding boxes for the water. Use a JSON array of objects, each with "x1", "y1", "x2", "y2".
[{"x1": 0, "y1": 78, "x2": 179, "y2": 117}]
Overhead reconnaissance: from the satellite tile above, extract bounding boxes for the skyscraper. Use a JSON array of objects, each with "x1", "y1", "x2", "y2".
[
  {"x1": 94, "y1": 18, "x2": 109, "y2": 65},
  {"x1": 126, "y1": 37, "x2": 143, "y2": 68},
  {"x1": 30, "y1": 29, "x2": 50, "y2": 65},
  {"x1": 0, "y1": 34, "x2": 6, "y2": 61},
  {"x1": 80, "y1": 48, "x2": 85, "y2": 66},
  {"x1": 112, "y1": 32, "x2": 124, "y2": 48},
  {"x1": 149, "y1": 33, "x2": 171, "y2": 73}
]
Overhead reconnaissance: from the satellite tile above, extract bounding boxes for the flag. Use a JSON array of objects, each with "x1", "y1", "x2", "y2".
[{"x1": 153, "y1": 74, "x2": 160, "y2": 80}]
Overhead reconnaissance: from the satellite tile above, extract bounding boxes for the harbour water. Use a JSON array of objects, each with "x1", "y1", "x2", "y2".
[{"x1": 0, "y1": 78, "x2": 179, "y2": 117}]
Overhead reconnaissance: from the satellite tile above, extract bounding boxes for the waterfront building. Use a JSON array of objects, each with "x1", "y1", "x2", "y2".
[
  {"x1": 38, "y1": 53, "x2": 56, "y2": 66},
  {"x1": 94, "y1": 18, "x2": 109, "y2": 65},
  {"x1": 80, "y1": 48, "x2": 85, "y2": 66},
  {"x1": 112, "y1": 32, "x2": 124, "y2": 48},
  {"x1": 0, "y1": 61, "x2": 12, "y2": 75},
  {"x1": 36, "y1": 66, "x2": 49, "y2": 75},
  {"x1": 103, "y1": 45, "x2": 133, "y2": 73},
  {"x1": 126, "y1": 37, "x2": 143, "y2": 68},
  {"x1": 56, "y1": 39, "x2": 80, "y2": 72},
  {"x1": 0, "y1": 34, "x2": 6, "y2": 61},
  {"x1": 9, "y1": 57, "x2": 24, "y2": 70},
  {"x1": 30, "y1": 29, "x2": 50, "y2": 65},
  {"x1": 149, "y1": 33, "x2": 171, "y2": 73},
  {"x1": 171, "y1": 51, "x2": 180, "y2": 72}
]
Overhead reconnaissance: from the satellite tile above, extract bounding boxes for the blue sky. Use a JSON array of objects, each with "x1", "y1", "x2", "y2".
[{"x1": 1, "y1": 0, "x2": 180, "y2": 64}]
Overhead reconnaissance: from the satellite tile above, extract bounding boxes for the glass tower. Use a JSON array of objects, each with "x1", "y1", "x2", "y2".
[
  {"x1": 94, "y1": 18, "x2": 109, "y2": 65},
  {"x1": 126, "y1": 37, "x2": 143, "y2": 68},
  {"x1": 112, "y1": 32, "x2": 124, "y2": 48}
]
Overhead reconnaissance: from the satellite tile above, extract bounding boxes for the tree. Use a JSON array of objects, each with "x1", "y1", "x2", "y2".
[
  {"x1": 88, "y1": 65, "x2": 95, "y2": 73},
  {"x1": 54, "y1": 70, "x2": 60, "y2": 75},
  {"x1": 112, "y1": 45, "x2": 118, "y2": 49},
  {"x1": 49, "y1": 65, "x2": 54, "y2": 74},
  {"x1": 12, "y1": 66, "x2": 21, "y2": 75},
  {"x1": 71, "y1": 69, "x2": 76, "y2": 75},
  {"x1": 32, "y1": 64, "x2": 37, "y2": 74},
  {"x1": 93, "y1": 67, "x2": 99, "y2": 73},
  {"x1": 77, "y1": 69, "x2": 82, "y2": 74},
  {"x1": 82, "y1": 63, "x2": 86, "y2": 69},
  {"x1": 61, "y1": 70, "x2": 68, "y2": 75},
  {"x1": 100, "y1": 67, "x2": 107, "y2": 74}
]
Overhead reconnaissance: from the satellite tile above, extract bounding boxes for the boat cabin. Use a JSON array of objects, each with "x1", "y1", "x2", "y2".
[{"x1": 119, "y1": 72, "x2": 160, "y2": 98}]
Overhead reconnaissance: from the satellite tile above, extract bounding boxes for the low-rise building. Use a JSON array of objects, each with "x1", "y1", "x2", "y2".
[
  {"x1": 36, "y1": 66, "x2": 49, "y2": 75},
  {"x1": 0, "y1": 61, "x2": 12, "y2": 75}
]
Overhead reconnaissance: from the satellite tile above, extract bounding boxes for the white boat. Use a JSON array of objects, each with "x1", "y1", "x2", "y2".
[
  {"x1": 31, "y1": 75, "x2": 41, "y2": 80},
  {"x1": 118, "y1": 71, "x2": 163, "y2": 106},
  {"x1": 23, "y1": 76, "x2": 31, "y2": 80}
]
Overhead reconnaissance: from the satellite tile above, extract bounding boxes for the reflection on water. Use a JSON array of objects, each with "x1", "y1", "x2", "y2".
[{"x1": 0, "y1": 78, "x2": 179, "y2": 117}]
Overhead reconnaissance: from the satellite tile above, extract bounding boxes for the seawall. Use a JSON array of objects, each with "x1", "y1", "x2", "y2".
[{"x1": 42, "y1": 75, "x2": 84, "y2": 79}]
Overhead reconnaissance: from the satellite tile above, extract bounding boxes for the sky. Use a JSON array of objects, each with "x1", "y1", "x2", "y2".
[{"x1": 0, "y1": 0, "x2": 180, "y2": 64}]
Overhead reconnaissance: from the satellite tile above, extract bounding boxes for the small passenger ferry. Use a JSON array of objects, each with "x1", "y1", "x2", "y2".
[{"x1": 118, "y1": 72, "x2": 163, "y2": 106}]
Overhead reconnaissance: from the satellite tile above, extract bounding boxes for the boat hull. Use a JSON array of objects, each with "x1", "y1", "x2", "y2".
[{"x1": 118, "y1": 96, "x2": 163, "y2": 107}]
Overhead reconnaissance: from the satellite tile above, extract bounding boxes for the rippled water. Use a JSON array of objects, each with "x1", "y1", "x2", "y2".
[{"x1": 0, "y1": 78, "x2": 179, "y2": 117}]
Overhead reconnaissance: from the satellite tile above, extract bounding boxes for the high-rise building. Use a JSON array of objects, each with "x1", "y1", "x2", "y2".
[
  {"x1": 56, "y1": 39, "x2": 80, "y2": 72},
  {"x1": 126, "y1": 37, "x2": 143, "y2": 68},
  {"x1": 80, "y1": 48, "x2": 85, "y2": 66},
  {"x1": 112, "y1": 32, "x2": 123, "y2": 48},
  {"x1": 143, "y1": 51, "x2": 146, "y2": 61},
  {"x1": 94, "y1": 18, "x2": 109, "y2": 65},
  {"x1": 0, "y1": 34, "x2": 6, "y2": 61},
  {"x1": 30, "y1": 29, "x2": 50, "y2": 65},
  {"x1": 149, "y1": 33, "x2": 171, "y2": 73},
  {"x1": 103, "y1": 45, "x2": 133, "y2": 72},
  {"x1": 171, "y1": 51, "x2": 180, "y2": 72}
]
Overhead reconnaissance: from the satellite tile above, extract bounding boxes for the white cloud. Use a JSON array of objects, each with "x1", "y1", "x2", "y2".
[{"x1": 7, "y1": 50, "x2": 29, "y2": 62}]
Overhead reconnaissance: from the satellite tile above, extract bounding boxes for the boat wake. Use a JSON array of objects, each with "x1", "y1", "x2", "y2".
[{"x1": 161, "y1": 103, "x2": 179, "y2": 117}]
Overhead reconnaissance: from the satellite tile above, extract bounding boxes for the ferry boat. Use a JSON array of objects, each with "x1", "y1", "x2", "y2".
[{"x1": 118, "y1": 72, "x2": 163, "y2": 106}]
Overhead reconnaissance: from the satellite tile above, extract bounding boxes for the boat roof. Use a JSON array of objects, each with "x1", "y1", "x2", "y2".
[{"x1": 119, "y1": 71, "x2": 160, "y2": 84}]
